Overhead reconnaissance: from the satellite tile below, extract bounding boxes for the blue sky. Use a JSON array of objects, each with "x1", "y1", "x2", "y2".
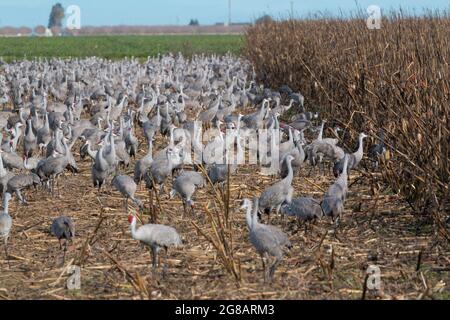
[{"x1": 0, "y1": 0, "x2": 448, "y2": 27}]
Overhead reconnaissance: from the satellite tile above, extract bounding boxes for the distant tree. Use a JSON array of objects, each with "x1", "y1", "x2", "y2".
[
  {"x1": 255, "y1": 14, "x2": 273, "y2": 24},
  {"x1": 189, "y1": 19, "x2": 199, "y2": 26},
  {"x1": 17, "y1": 27, "x2": 32, "y2": 36},
  {"x1": 48, "y1": 3, "x2": 65, "y2": 28}
]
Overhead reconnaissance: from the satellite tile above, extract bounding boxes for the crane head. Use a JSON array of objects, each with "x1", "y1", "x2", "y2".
[{"x1": 127, "y1": 215, "x2": 135, "y2": 224}]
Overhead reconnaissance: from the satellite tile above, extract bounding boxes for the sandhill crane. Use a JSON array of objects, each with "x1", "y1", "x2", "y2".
[
  {"x1": 280, "y1": 197, "x2": 323, "y2": 232},
  {"x1": 259, "y1": 155, "x2": 294, "y2": 222},
  {"x1": 128, "y1": 214, "x2": 182, "y2": 273},
  {"x1": 81, "y1": 140, "x2": 100, "y2": 161},
  {"x1": 272, "y1": 99, "x2": 294, "y2": 116},
  {"x1": 124, "y1": 124, "x2": 139, "y2": 158},
  {"x1": 368, "y1": 129, "x2": 386, "y2": 168},
  {"x1": 37, "y1": 112, "x2": 51, "y2": 153},
  {"x1": 199, "y1": 95, "x2": 222, "y2": 124},
  {"x1": 112, "y1": 175, "x2": 143, "y2": 212},
  {"x1": 169, "y1": 171, "x2": 205, "y2": 215},
  {"x1": 102, "y1": 126, "x2": 118, "y2": 171},
  {"x1": 91, "y1": 143, "x2": 109, "y2": 192},
  {"x1": 134, "y1": 140, "x2": 153, "y2": 185},
  {"x1": 0, "y1": 154, "x2": 14, "y2": 197},
  {"x1": 289, "y1": 116, "x2": 312, "y2": 131},
  {"x1": 279, "y1": 127, "x2": 294, "y2": 156},
  {"x1": 241, "y1": 198, "x2": 291, "y2": 282},
  {"x1": 333, "y1": 132, "x2": 367, "y2": 177},
  {"x1": 145, "y1": 148, "x2": 182, "y2": 194},
  {"x1": 0, "y1": 192, "x2": 12, "y2": 267},
  {"x1": 242, "y1": 98, "x2": 269, "y2": 129},
  {"x1": 280, "y1": 140, "x2": 305, "y2": 179},
  {"x1": 6, "y1": 173, "x2": 41, "y2": 204},
  {"x1": 34, "y1": 138, "x2": 74, "y2": 195},
  {"x1": 0, "y1": 146, "x2": 24, "y2": 171},
  {"x1": 50, "y1": 216, "x2": 75, "y2": 264},
  {"x1": 24, "y1": 119, "x2": 37, "y2": 157},
  {"x1": 9, "y1": 122, "x2": 23, "y2": 151},
  {"x1": 322, "y1": 155, "x2": 349, "y2": 223}
]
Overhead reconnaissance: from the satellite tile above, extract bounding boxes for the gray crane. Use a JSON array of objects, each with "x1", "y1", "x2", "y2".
[
  {"x1": 259, "y1": 155, "x2": 294, "y2": 222},
  {"x1": 50, "y1": 216, "x2": 75, "y2": 264},
  {"x1": 134, "y1": 139, "x2": 153, "y2": 185},
  {"x1": 368, "y1": 129, "x2": 386, "y2": 169},
  {"x1": 34, "y1": 138, "x2": 73, "y2": 196},
  {"x1": 112, "y1": 175, "x2": 143, "y2": 212},
  {"x1": 91, "y1": 143, "x2": 109, "y2": 192},
  {"x1": 333, "y1": 132, "x2": 367, "y2": 177},
  {"x1": 241, "y1": 198, "x2": 291, "y2": 283},
  {"x1": 124, "y1": 124, "x2": 139, "y2": 158},
  {"x1": 24, "y1": 119, "x2": 37, "y2": 157},
  {"x1": 199, "y1": 96, "x2": 222, "y2": 124},
  {"x1": 0, "y1": 153, "x2": 14, "y2": 197},
  {"x1": 145, "y1": 147, "x2": 181, "y2": 194},
  {"x1": 280, "y1": 197, "x2": 323, "y2": 232},
  {"x1": 128, "y1": 214, "x2": 182, "y2": 273},
  {"x1": 322, "y1": 155, "x2": 349, "y2": 223},
  {"x1": 169, "y1": 170, "x2": 205, "y2": 216},
  {"x1": 1, "y1": 148, "x2": 25, "y2": 171},
  {"x1": 6, "y1": 173, "x2": 41, "y2": 205},
  {"x1": 37, "y1": 112, "x2": 51, "y2": 152},
  {"x1": 0, "y1": 192, "x2": 12, "y2": 267},
  {"x1": 280, "y1": 141, "x2": 305, "y2": 178},
  {"x1": 242, "y1": 98, "x2": 269, "y2": 129}
]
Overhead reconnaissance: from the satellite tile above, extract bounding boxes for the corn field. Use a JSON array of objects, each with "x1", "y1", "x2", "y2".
[{"x1": 245, "y1": 13, "x2": 449, "y2": 240}]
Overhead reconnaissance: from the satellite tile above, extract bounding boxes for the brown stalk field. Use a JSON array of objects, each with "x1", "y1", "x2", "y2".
[
  {"x1": 0, "y1": 14, "x2": 449, "y2": 300},
  {"x1": 0, "y1": 109, "x2": 448, "y2": 300}
]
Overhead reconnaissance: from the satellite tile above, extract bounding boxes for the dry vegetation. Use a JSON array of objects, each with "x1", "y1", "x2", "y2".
[
  {"x1": 0, "y1": 14, "x2": 448, "y2": 300},
  {"x1": 0, "y1": 118, "x2": 448, "y2": 300},
  {"x1": 245, "y1": 13, "x2": 449, "y2": 241}
]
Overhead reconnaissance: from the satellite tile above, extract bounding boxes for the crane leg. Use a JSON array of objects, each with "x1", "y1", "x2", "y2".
[
  {"x1": 276, "y1": 204, "x2": 282, "y2": 222},
  {"x1": 162, "y1": 247, "x2": 168, "y2": 279},
  {"x1": 150, "y1": 246, "x2": 158, "y2": 270},
  {"x1": 148, "y1": 189, "x2": 154, "y2": 223},
  {"x1": 16, "y1": 189, "x2": 27, "y2": 205},
  {"x1": 62, "y1": 240, "x2": 67, "y2": 266},
  {"x1": 125, "y1": 197, "x2": 129, "y2": 213},
  {"x1": 182, "y1": 201, "x2": 187, "y2": 218},
  {"x1": 269, "y1": 256, "x2": 281, "y2": 282},
  {"x1": 57, "y1": 178, "x2": 61, "y2": 198},
  {"x1": 260, "y1": 253, "x2": 266, "y2": 283},
  {"x1": 4, "y1": 238, "x2": 10, "y2": 268}
]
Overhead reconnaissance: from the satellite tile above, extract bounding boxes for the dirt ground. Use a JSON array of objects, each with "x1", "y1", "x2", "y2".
[{"x1": 0, "y1": 122, "x2": 448, "y2": 300}]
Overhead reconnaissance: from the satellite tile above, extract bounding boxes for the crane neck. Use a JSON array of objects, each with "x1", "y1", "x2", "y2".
[
  {"x1": 355, "y1": 135, "x2": 366, "y2": 159},
  {"x1": 283, "y1": 157, "x2": 294, "y2": 186},
  {"x1": 86, "y1": 143, "x2": 96, "y2": 160},
  {"x1": 251, "y1": 199, "x2": 260, "y2": 228},
  {"x1": 2, "y1": 194, "x2": 10, "y2": 214},
  {"x1": 245, "y1": 203, "x2": 253, "y2": 230},
  {"x1": 341, "y1": 155, "x2": 349, "y2": 177},
  {"x1": 0, "y1": 155, "x2": 6, "y2": 177},
  {"x1": 130, "y1": 218, "x2": 138, "y2": 240},
  {"x1": 318, "y1": 121, "x2": 325, "y2": 141}
]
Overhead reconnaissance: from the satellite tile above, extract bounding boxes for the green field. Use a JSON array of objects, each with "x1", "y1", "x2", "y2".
[{"x1": 0, "y1": 35, "x2": 244, "y2": 61}]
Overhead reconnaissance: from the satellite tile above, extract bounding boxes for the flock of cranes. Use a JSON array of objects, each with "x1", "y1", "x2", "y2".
[{"x1": 0, "y1": 54, "x2": 386, "y2": 283}]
